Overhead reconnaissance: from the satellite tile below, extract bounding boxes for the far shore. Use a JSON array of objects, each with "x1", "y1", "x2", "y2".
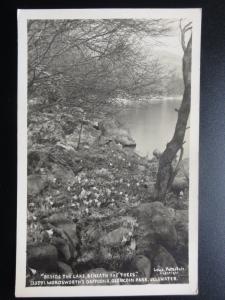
[{"x1": 109, "y1": 95, "x2": 183, "y2": 107}]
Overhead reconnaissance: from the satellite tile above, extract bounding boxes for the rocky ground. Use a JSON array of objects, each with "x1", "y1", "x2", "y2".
[{"x1": 26, "y1": 100, "x2": 189, "y2": 286}]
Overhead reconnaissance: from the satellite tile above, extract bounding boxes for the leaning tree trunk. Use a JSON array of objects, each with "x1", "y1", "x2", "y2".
[{"x1": 154, "y1": 23, "x2": 192, "y2": 202}]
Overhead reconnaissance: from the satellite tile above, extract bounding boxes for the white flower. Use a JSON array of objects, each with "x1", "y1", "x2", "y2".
[
  {"x1": 76, "y1": 176, "x2": 81, "y2": 183},
  {"x1": 130, "y1": 238, "x2": 136, "y2": 251},
  {"x1": 121, "y1": 236, "x2": 127, "y2": 244},
  {"x1": 29, "y1": 268, "x2": 37, "y2": 275},
  {"x1": 67, "y1": 186, "x2": 71, "y2": 191},
  {"x1": 80, "y1": 189, "x2": 87, "y2": 199},
  {"x1": 46, "y1": 229, "x2": 53, "y2": 237},
  {"x1": 106, "y1": 188, "x2": 111, "y2": 197}
]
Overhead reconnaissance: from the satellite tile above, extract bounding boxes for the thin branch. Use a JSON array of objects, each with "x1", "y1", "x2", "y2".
[{"x1": 179, "y1": 19, "x2": 192, "y2": 51}]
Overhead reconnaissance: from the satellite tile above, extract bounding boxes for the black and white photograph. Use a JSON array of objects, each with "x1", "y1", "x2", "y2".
[{"x1": 16, "y1": 9, "x2": 201, "y2": 297}]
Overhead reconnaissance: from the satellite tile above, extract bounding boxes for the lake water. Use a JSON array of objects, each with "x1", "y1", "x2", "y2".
[{"x1": 118, "y1": 99, "x2": 190, "y2": 158}]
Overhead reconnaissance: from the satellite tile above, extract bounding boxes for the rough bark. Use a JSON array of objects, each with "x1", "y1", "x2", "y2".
[{"x1": 154, "y1": 25, "x2": 192, "y2": 202}]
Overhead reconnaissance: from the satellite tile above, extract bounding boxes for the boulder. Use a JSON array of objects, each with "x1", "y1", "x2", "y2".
[
  {"x1": 65, "y1": 124, "x2": 100, "y2": 148},
  {"x1": 77, "y1": 250, "x2": 96, "y2": 265},
  {"x1": 99, "y1": 245, "x2": 113, "y2": 262},
  {"x1": 173, "y1": 210, "x2": 188, "y2": 266},
  {"x1": 152, "y1": 213, "x2": 178, "y2": 249},
  {"x1": 43, "y1": 213, "x2": 79, "y2": 260},
  {"x1": 135, "y1": 202, "x2": 177, "y2": 255},
  {"x1": 27, "y1": 174, "x2": 48, "y2": 196},
  {"x1": 98, "y1": 119, "x2": 121, "y2": 136},
  {"x1": 115, "y1": 135, "x2": 136, "y2": 148},
  {"x1": 28, "y1": 114, "x2": 64, "y2": 144},
  {"x1": 56, "y1": 142, "x2": 77, "y2": 156},
  {"x1": 57, "y1": 261, "x2": 73, "y2": 274},
  {"x1": 98, "y1": 119, "x2": 136, "y2": 148},
  {"x1": 133, "y1": 255, "x2": 151, "y2": 278},
  {"x1": 136, "y1": 202, "x2": 174, "y2": 223},
  {"x1": 51, "y1": 236, "x2": 72, "y2": 261},
  {"x1": 59, "y1": 113, "x2": 77, "y2": 135},
  {"x1": 99, "y1": 227, "x2": 131, "y2": 247},
  {"x1": 152, "y1": 246, "x2": 177, "y2": 271},
  {"x1": 27, "y1": 150, "x2": 49, "y2": 175},
  {"x1": 96, "y1": 224, "x2": 136, "y2": 269},
  {"x1": 27, "y1": 243, "x2": 58, "y2": 272},
  {"x1": 171, "y1": 177, "x2": 188, "y2": 196},
  {"x1": 174, "y1": 210, "x2": 188, "y2": 232},
  {"x1": 50, "y1": 163, "x2": 75, "y2": 185},
  {"x1": 171, "y1": 158, "x2": 189, "y2": 196}
]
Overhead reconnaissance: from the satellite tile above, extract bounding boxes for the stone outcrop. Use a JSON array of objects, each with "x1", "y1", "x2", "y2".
[
  {"x1": 98, "y1": 119, "x2": 136, "y2": 147},
  {"x1": 27, "y1": 244, "x2": 58, "y2": 272}
]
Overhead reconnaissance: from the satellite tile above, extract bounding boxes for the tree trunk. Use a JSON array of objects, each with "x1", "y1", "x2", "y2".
[{"x1": 154, "y1": 30, "x2": 192, "y2": 202}]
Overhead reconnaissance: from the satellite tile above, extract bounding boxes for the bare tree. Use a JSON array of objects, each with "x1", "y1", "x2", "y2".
[
  {"x1": 154, "y1": 20, "x2": 192, "y2": 202},
  {"x1": 27, "y1": 19, "x2": 173, "y2": 101}
]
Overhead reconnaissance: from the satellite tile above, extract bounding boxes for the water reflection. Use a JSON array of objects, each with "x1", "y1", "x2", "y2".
[{"x1": 118, "y1": 100, "x2": 189, "y2": 158}]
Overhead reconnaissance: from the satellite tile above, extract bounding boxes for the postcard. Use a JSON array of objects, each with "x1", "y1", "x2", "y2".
[{"x1": 16, "y1": 8, "x2": 201, "y2": 297}]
